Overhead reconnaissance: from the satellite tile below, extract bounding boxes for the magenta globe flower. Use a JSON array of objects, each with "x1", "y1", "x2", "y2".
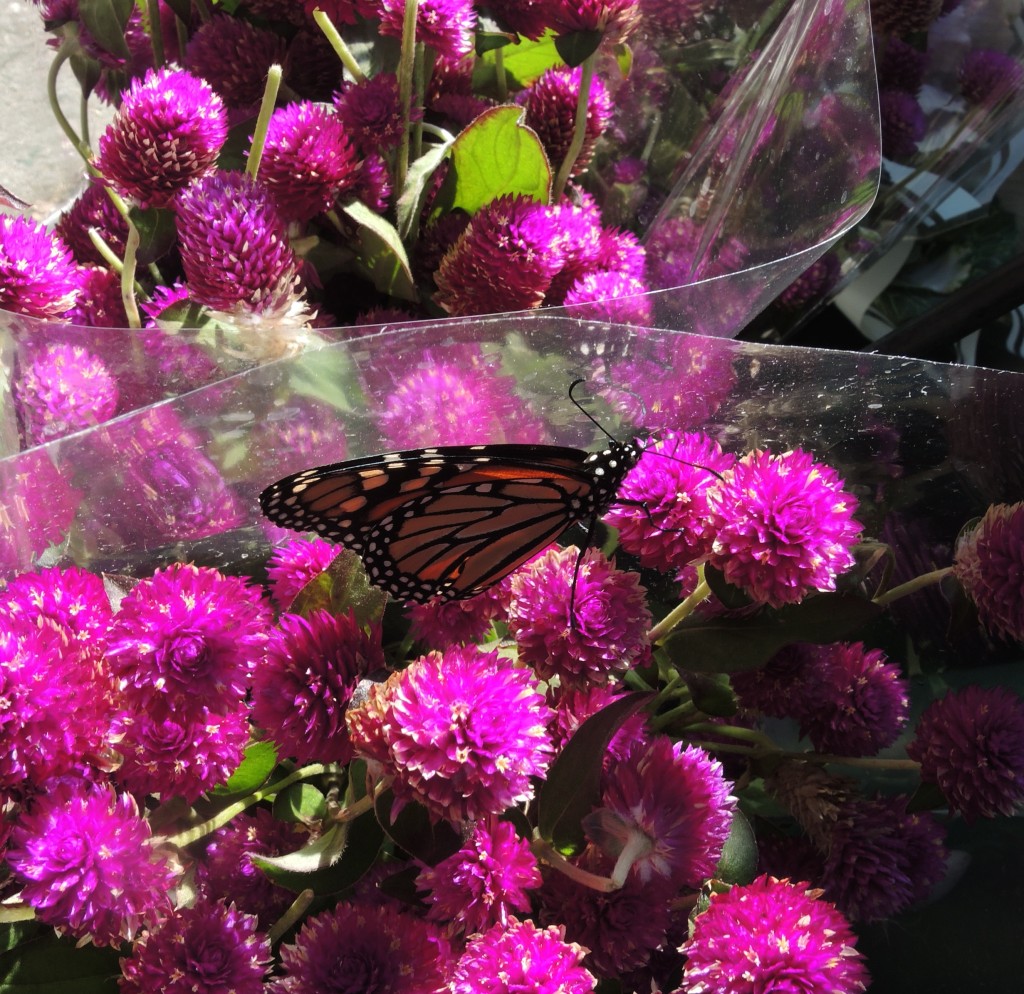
[
  {"x1": 705, "y1": 447, "x2": 861, "y2": 607},
  {"x1": 0, "y1": 213, "x2": 80, "y2": 319},
  {"x1": 959, "y1": 48, "x2": 1024, "y2": 106},
  {"x1": 266, "y1": 537, "x2": 341, "y2": 609},
  {"x1": 95, "y1": 66, "x2": 227, "y2": 207},
  {"x1": 678, "y1": 874, "x2": 870, "y2": 994},
  {"x1": 377, "y1": 0, "x2": 475, "y2": 58}
]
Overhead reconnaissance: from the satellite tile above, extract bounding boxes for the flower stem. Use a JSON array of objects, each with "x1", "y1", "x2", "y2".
[
  {"x1": 609, "y1": 830, "x2": 651, "y2": 888},
  {"x1": 47, "y1": 32, "x2": 93, "y2": 163},
  {"x1": 247, "y1": 63, "x2": 283, "y2": 180},
  {"x1": 648, "y1": 575, "x2": 711, "y2": 643},
  {"x1": 313, "y1": 8, "x2": 366, "y2": 83},
  {"x1": 551, "y1": 54, "x2": 595, "y2": 201},
  {"x1": 267, "y1": 889, "x2": 315, "y2": 944},
  {"x1": 531, "y1": 837, "x2": 620, "y2": 892},
  {"x1": 776, "y1": 751, "x2": 922, "y2": 772},
  {"x1": 685, "y1": 721, "x2": 778, "y2": 751},
  {"x1": 494, "y1": 46, "x2": 508, "y2": 101},
  {"x1": 147, "y1": 0, "x2": 166, "y2": 68},
  {"x1": 395, "y1": 0, "x2": 420, "y2": 197},
  {"x1": 164, "y1": 763, "x2": 327, "y2": 848},
  {"x1": 120, "y1": 221, "x2": 143, "y2": 329},
  {"x1": 874, "y1": 566, "x2": 953, "y2": 608}
]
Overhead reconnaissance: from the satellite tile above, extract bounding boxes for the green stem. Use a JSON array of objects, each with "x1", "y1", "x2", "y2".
[
  {"x1": 649, "y1": 700, "x2": 698, "y2": 732},
  {"x1": 192, "y1": 0, "x2": 211, "y2": 23},
  {"x1": 551, "y1": 53, "x2": 595, "y2": 201},
  {"x1": 531, "y1": 836, "x2": 619, "y2": 893},
  {"x1": 120, "y1": 221, "x2": 142, "y2": 329},
  {"x1": 147, "y1": 0, "x2": 165, "y2": 68},
  {"x1": 313, "y1": 8, "x2": 366, "y2": 82},
  {"x1": 267, "y1": 890, "x2": 315, "y2": 945},
  {"x1": 494, "y1": 46, "x2": 508, "y2": 101},
  {"x1": 874, "y1": 566, "x2": 953, "y2": 608},
  {"x1": 775, "y1": 751, "x2": 922, "y2": 772},
  {"x1": 648, "y1": 575, "x2": 711, "y2": 643},
  {"x1": 47, "y1": 33, "x2": 93, "y2": 163},
  {"x1": 685, "y1": 721, "x2": 778, "y2": 752},
  {"x1": 247, "y1": 64, "x2": 283, "y2": 180},
  {"x1": 165, "y1": 763, "x2": 327, "y2": 848},
  {"x1": 395, "y1": 0, "x2": 420, "y2": 197},
  {"x1": 609, "y1": 830, "x2": 651, "y2": 888}
]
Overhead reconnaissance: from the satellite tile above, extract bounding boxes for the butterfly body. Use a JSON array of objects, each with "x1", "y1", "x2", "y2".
[{"x1": 260, "y1": 440, "x2": 641, "y2": 603}]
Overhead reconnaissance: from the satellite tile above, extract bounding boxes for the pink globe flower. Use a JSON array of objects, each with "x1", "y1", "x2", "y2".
[
  {"x1": 55, "y1": 179, "x2": 129, "y2": 265},
  {"x1": 678, "y1": 875, "x2": 869, "y2": 994},
  {"x1": 563, "y1": 271, "x2": 652, "y2": 325},
  {"x1": 954, "y1": 501, "x2": 1024, "y2": 642},
  {"x1": 959, "y1": 48, "x2": 1024, "y2": 106},
  {"x1": 377, "y1": 0, "x2": 476, "y2": 58},
  {"x1": 907, "y1": 685, "x2": 1024, "y2": 821},
  {"x1": 334, "y1": 72, "x2": 409, "y2": 153},
  {"x1": 0, "y1": 213, "x2": 80, "y2": 319},
  {"x1": 266, "y1": 537, "x2": 341, "y2": 609},
  {"x1": 6, "y1": 778, "x2": 175, "y2": 946},
  {"x1": 705, "y1": 448, "x2": 861, "y2": 607},
  {"x1": 95, "y1": 67, "x2": 227, "y2": 207},
  {"x1": 405, "y1": 587, "x2": 507, "y2": 648}
]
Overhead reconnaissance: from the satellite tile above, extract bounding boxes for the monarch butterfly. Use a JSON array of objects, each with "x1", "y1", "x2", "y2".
[{"x1": 259, "y1": 384, "x2": 641, "y2": 603}]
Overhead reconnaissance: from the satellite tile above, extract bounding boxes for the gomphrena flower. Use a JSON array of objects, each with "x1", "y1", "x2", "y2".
[
  {"x1": 6, "y1": 777, "x2": 175, "y2": 947},
  {"x1": 196, "y1": 807, "x2": 309, "y2": 929},
  {"x1": 774, "y1": 252, "x2": 841, "y2": 311},
  {"x1": 54, "y1": 179, "x2": 129, "y2": 265},
  {"x1": 563, "y1": 271, "x2": 652, "y2": 325},
  {"x1": 879, "y1": 89, "x2": 927, "y2": 163},
  {"x1": 334, "y1": 73, "x2": 408, "y2": 153},
  {"x1": 484, "y1": 0, "x2": 553, "y2": 39},
  {"x1": 271, "y1": 901, "x2": 454, "y2": 994},
  {"x1": 705, "y1": 448, "x2": 861, "y2": 608},
  {"x1": 95, "y1": 66, "x2": 227, "y2": 207},
  {"x1": 729, "y1": 643, "x2": 822, "y2": 720},
  {"x1": 377, "y1": 0, "x2": 476, "y2": 59},
  {"x1": 959, "y1": 48, "x2": 1024, "y2": 106},
  {"x1": 637, "y1": 0, "x2": 707, "y2": 35},
  {"x1": 266, "y1": 536, "x2": 341, "y2": 609},
  {"x1": 1, "y1": 565, "x2": 113, "y2": 644},
  {"x1": 66, "y1": 263, "x2": 130, "y2": 328},
  {"x1": 451, "y1": 918, "x2": 596, "y2": 994},
  {"x1": 588, "y1": 737, "x2": 735, "y2": 889},
  {"x1": 677, "y1": 874, "x2": 869, "y2": 994},
  {"x1": 508, "y1": 546, "x2": 651, "y2": 688},
  {"x1": 548, "y1": 684, "x2": 649, "y2": 766},
  {"x1": 434, "y1": 194, "x2": 567, "y2": 316},
  {"x1": 866, "y1": 0, "x2": 942, "y2": 34},
  {"x1": 371, "y1": 644, "x2": 554, "y2": 823},
  {"x1": 906, "y1": 684, "x2": 1024, "y2": 821},
  {"x1": 0, "y1": 213, "x2": 80, "y2": 319},
  {"x1": 405, "y1": 587, "x2": 507, "y2": 648},
  {"x1": 819, "y1": 794, "x2": 947, "y2": 922},
  {"x1": 796, "y1": 642, "x2": 909, "y2": 756},
  {"x1": 544, "y1": 0, "x2": 641, "y2": 43},
  {"x1": 605, "y1": 431, "x2": 736, "y2": 572},
  {"x1": 877, "y1": 36, "x2": 930, "y2": 95},
  {"x1": 253, "y1": 610, "x2": 383, "y2": 765},
  {"x1": 119, "y1": 898, "x2": 272, "y2": 994},
  {"x1": 418, "y1": 820, "x2": 541, "y2": 935},
  {"x1": 518, "y1": 66, "x2": 612, "y2": 178},
  {"x1": 175, "y1": 171, "x2": 301, "y2": 316},
  {"x1": 104, "y1": 563, "x2": 270, "y2": 717},
  {"x1": 14, "y1": 343, "x2": 118, "y2": 446},
  {"x1": 953, "y1": 501, "x2": 1024, "y2": 642},
  {"x1": 260, "y1": 101, "x2": 360, "y2": 222}
]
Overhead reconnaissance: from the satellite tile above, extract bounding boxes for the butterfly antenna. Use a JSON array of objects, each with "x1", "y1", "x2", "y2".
[{"x1": 568, "y1": 378, "x2": 617, "y2": 443}]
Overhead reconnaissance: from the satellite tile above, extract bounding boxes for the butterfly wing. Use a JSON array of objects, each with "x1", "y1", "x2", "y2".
[{"x1": 260, "y1": 444, "x2": 623, "y2": 602}]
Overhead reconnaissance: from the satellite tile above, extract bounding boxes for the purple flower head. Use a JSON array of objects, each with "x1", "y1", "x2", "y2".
[
  {"x1": 196, "y1": 808, "x2": 309, "y2": 929},
  {"x1": 284, "y1": 26, "x2": 345, "y2": 103},
  {"x1": 907, "y1": 685, "x2": 1024, "y2": 821},
  {"x1": 678, "y1": 874, "x2": 870, "y2": 994},
  {"x1": 377, "y1": 644, "x2": 554, "y2": 823},
  {"x1": 594, "y1": 226, "x2": 646, "y2": 278},
  {"x1": 266, "y1": 536, "x2": 341, "y2": 609},
  {"x1": 418, "y1": 820, "x2": 541, "y2": 934},
  {"x1": 253, "y1": 610, "x2": 383, "y2": 765},
  {"x1": 6, "y1": 777, "x2": 175, "y2": 946},
  {"x1": 115, "y1": 701, "x2": 251, "y2": 803},
  {"x1": 301, "y1": 0, "x2": 364, "y2": 23},
  {"x1": 508, "y1": 546, "x2": 651, "y2": 688},
  {"x1": 452, "y1": 918, "x2": 596, "y2": 994},
  {"x1": 334, "y1": 72, "x2": 407, "y2": 153},
  {"x1": 605, "y1": 431, "x2": 736, "y2": 572},
  {"x1": 644, "y1": 215, "x2": 748, "y2": 289},
  {"x1": 435, "y1": 194, "x2": 567, "y2": 316},
  {"x1": 119, "y1": 897, "x2": 272, "y2": 994},
  {"x1": 775, "y1": 251, "x2": 841, "y2": 311},
  {"x1": 729, "y1": 642, "x2": 821, "y2": 719},
  {"x1": 105, "y1": 563, "x2": 270, "y2": 717},
  {"x1": 878, "y1": 36, "x2": 929, "y2": 95},
  {"x1": 95, "y1": 67, "x2": 227, "y2": 208},
  {"x1": 549, "y1": 684, "x2": 649, "y2": 766},
  {"x1": 260, "y1": 101, "x2": 360, "y2": 222},
  {"x1": 377, "y1": 0, "x2": 476, "y2": 59},
  {"x1": 705, "y1": 448, "x2": 861, "y2": 608},
  {"x1": 185, "y1": 15, "x2": 288, "y2": 113},
  {"x1": 796, "y1": 642, "x2": 909, "y2": 756},
  {"x1": 483, "y1": 0, "x2": 554, "y2": 39},
  {"x1": 271, "y1": 900, "x2": 454, "y2": 994},
  {"x1": 867, "y1": 0, "x2": 942, "y2": 34},
  {"x1": 14, "y1": 343, "x2": 118, "y2": 446},
  {"x1": 519, "y1": 66, "x2": 612, "y2": 179},
  {"x1": 0, "y1": 213, "x2": 80, "y2": 319},
  {"x1": 1, "y1": 565, "x2": 112, "y2": 644},
  {"x1": 879, "y1": 89, "x2": 927, "y2": 163},
  {"x1": 353, "y1": 151, "x2": 393, "y2": 213},
  {"x1": 563, "y1": 271, "x2": 652, "y2": 325},
  {"x1": 589, "y1": 737, "x2": 735, "y2": 889},
  {"x1": 820, "y1": 794, "x2": 947, "y2": 922},
  {"x1": 954, "y1": 501, "x2": 1024, "y2": 642},
  {"x1": 54, "y1": 179, "x2": 129, "y2": 265},
  {"x1": 545, "y1": 0, "x2": 640, "y2": 42},
  {"x1": 175, "y1": 171, "x2": 300, "y2": 315},
  {"x1": 959, "y1": 49, "x2": 1024, "y2": 106},
  {"x1": 406, "y1": 587, "x2": 507, "y2": 648},
  {"x1": 637, "y1": 0, "x2": 707, "y2": 35},
  {"x1": 66, "y1": 263, "x2": 130, "y2": 328}
]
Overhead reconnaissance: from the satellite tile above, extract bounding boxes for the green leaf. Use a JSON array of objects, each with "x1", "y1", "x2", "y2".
[
  {"x1": 254, "y1": 822, "x2": 348, "y2": 874},
  {"x1": 447, "y1": 106, "x2": 551, "y2": 216},
  {"x1": 374, "y1": 789, "x2": 462, "y2": 865},
  {"x1": 340, "y1": 201, "x2": 417, "y2": 302},
  {"x1": 128, "y1": 206, "x2": 178, "y2": 266},
  {"x1": 538, "y1": 692, "x2": 653, "y2": 851},
  {"x1": 274, "y1": 783, "x2": 328, "y2": 823},
  {"x1": 211, "y1": 740, "x2": 278, "y2": 796},
  {"x1": 475, "y1": 31, "x2": 563, "y2": 88},
  {"x1": 0, "y1": 923, "x2": 121, "y2": 994},
  {"x1": 662, "y1": 593, "x2": 882, "y2": 674},
  {"x1": 683, "y1": 671, "x2": 737, "y2": 718},
  {"x1": 68, "y1": 51, "x2": 102, "y2": 100},
  {"x1": 396, "y1": 140, "x2": 453, "y2": 242},
  {"x1": 715, "y1": 809, "x2": 758, "y2": 885},
  {"x1": 77, "y1": 0, "x2": 133, "y2": 60},
  {"x1": 703, "y1": 564, "x2": 754, "y2": 610},
  {"x1": 288, "y1": 548, "x2": 388, "y2": 629},
  {"x1": 554, "y1": 29, "x2": 602, "y2": 68},
  {"x1": 474, "y1": 15, "x2": 518, "y2": 55}
]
